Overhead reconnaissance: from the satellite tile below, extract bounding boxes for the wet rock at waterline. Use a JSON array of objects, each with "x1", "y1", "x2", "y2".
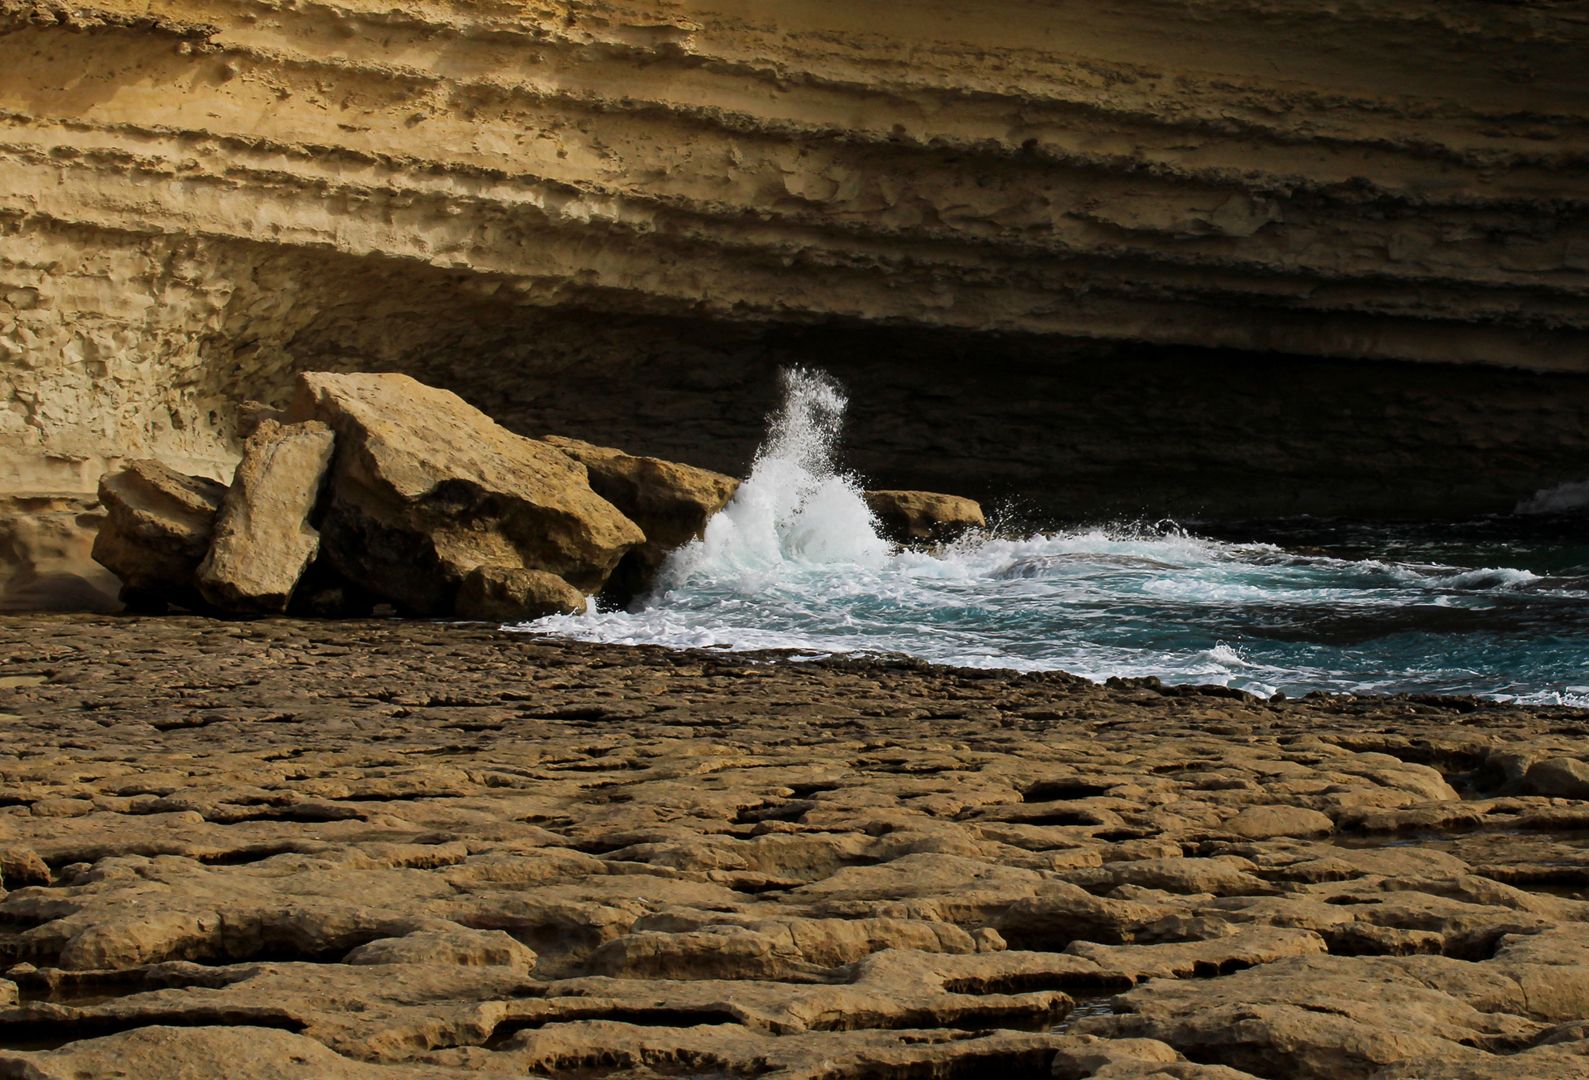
[
  {"x1": 540, "y1": 435, "x2": 739, "y2": 596},
  {"x1": 455, "y1": 566, "x2": 586, "y2": 622},
  {"x1": 863, "y1": 489, "x2": 986, "y2": 544},
  {"x1": 90, "y1": 461, "x2": 227, "y2": 612},
  {"x1": 286, "y1": 372, "x2": 645, "y2": 613},
  {"x1": 196, "y1": 419, "x2": 335, "y2": 615}
]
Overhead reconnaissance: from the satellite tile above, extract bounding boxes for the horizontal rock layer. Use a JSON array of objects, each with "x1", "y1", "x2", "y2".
[{"x1": 2, "y1": 0, "x2": 1588, "y2": 511}]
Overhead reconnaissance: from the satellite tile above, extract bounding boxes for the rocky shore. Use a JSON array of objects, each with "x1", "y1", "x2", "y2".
[{"x1": 4, "y1": 613, "x2": 1589, "y2": 1078}]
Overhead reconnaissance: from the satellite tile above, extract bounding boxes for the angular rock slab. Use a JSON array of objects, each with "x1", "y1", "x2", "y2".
[
  {"x1": 197, "y1": 419, "x2": 335, "y2": 614},
  {"x1": 288, "y1": 372, "x2": 644, "y2": 613},
  {"x1": 541, "y1": 435, "x2": 738, "y2": 595},
  {"x1": 90, "y1": 460, "x2": 227, "y2": 609},
  {"x1": 454, "y1": 566, "x2": 584, "y2": 622},
  {"x1": 863, "y1": 490, "x2": 985, "y2": 544}
]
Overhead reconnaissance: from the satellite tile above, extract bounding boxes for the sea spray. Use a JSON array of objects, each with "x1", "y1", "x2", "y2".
[
  {"x1": 521, "y1": 371, "x2": 1589, "y2": 702},
  {"x1": 659, "y1": 368, "x2": 890, "y2": 585}
]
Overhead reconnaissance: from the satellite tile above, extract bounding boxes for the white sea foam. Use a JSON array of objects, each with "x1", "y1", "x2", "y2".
[
  {"x1": 518, "y1": 370, "x2": 1589, "y2": 700},
  {"x1": 659, "y1": 367, "x2": 890, "y2": 582},
  {"x1": 1432, "y1": 567, "x2": 1541, "y2": 590}
]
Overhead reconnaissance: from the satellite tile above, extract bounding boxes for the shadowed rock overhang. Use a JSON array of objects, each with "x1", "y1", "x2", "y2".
[{"x1": 1, "y1": 0, "x2": 1588, "y2": 512}]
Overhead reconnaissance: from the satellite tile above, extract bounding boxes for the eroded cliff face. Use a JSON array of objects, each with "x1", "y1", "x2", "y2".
[{"x1": 2, "y1": 0, "x2": 1588, "y2": 515}]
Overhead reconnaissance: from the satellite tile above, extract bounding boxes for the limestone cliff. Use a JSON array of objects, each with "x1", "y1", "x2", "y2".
[{"x1": 2, "y1": 0, "x2": 1588, "y2": 521}]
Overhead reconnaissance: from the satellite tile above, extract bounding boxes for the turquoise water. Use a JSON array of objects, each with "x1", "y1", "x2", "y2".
[{"x1": 524, "y1": 371, "x2": 1589, "y2": 704}]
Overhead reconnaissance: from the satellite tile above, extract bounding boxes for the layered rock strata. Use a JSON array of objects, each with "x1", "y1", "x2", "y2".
[
  {"x1": 3, "y1": 0, "x2": 1589, "y2": 518},
  {"x1": 7, "y1": 615, "x2": 1589, "y2": 1077}
]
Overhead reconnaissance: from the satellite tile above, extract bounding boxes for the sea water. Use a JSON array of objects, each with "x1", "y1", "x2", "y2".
[{"x1": 523, "y1": 369, "x2": 1589, "y2": 704}]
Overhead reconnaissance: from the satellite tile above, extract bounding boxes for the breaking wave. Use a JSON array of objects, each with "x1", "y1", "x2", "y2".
[{"x1": 522, "y1": 370, "x2": 1589, "y2": 702}]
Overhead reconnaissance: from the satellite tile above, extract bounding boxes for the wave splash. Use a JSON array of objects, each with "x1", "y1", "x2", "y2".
[
  {"x1": 662, "y1": 367, "x2": 889, "y2": 584},
  {"x1": 521, "y1": 371, "x2": 1589, "y2": 702}
]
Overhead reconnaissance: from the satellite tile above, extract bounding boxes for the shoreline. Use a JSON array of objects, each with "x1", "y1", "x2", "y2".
[{"x1": 4, "y1": 613, "x2": 1589, "y2": 1078}]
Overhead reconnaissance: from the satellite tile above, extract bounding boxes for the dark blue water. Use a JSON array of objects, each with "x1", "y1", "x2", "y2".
[{"x1": 525, "y1": 372, "x2": 1589, "y2": 703}]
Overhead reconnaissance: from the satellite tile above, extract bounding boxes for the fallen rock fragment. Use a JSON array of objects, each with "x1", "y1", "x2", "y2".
[
  {"x1": 540, "y1": 435, "x2": 738, "y2": 595},
  {"x1": 863, "y1": 489, "x2": 985, "y2": 543},
  {"x1": 196, "y1": 419, "x2": 335, "y2": 614},
  {"x1": 287, "y1": 372, "x2": 644, "y2": 613},
  {"x1": 454, "y1": 566, "x2": 584, "y2": 622},
  {"x1": 90, "y1": 460, "x2": 227, "y2": 610}
]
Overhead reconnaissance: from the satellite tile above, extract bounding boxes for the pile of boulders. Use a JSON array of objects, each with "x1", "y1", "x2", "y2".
[
  {"x1": 90, "y1": 372, "x2": 736, "y2": 621},
  {"x1": 89, "y1": 371, "x2": 987, "y2": 621}
]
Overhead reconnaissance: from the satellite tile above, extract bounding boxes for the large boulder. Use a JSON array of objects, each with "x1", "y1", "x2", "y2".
[
  {"x1": 90, "y1": 460, "x2": 227, "y2": 611},
  {"x1": 196, "y1": 419, "x2": 335, "y2": 614},
  {"x1": 455, "y1": 566, "x2": 585, "y2": 622},
  {"x1": 864, "y1": 489, "x2": 985, "y2": 544},
  {"x1": 286, "y1": 373, "x2": 644, "y2": 614},
  {"x1": 540, "y1": 435, "x2": 739, "y2": 595}
]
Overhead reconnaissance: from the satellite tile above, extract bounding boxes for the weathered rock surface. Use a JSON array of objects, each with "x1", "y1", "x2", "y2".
[
  {"x1": 286, "y1": 372, "x2": 643, "y2": 612},
  {"x1": 454, "y1": 567, "x2": 585, "y2": 623},
  {"x1": 1223, "y1": 805, "x2": 1336, "y2": 840},
  {"x1": 1522, "y1": 758, "x2": 1589, "y2": 800},
  {"x1": 863, "y1": 490, "x2": 986, "y2": 544},
  {"x1": 0, "y1": 1025, "x2": 460, "y2": 1080},
  {"x1": 541, "y1": 437, "x2": 739, "y2": 553},
  {"x1": 89, "y1": 462, "x2": 227, "y2": 610},
  {"x1": 196, "y1": 419, "x2": 334, "y2": 615},
  {"x1": 540, "y1": 435, "x2": 738, "y2": 595},
  {"x1": 0, "y1": 495, "x2": 119, "y2": 613},
  {"x1": 5, "y1": 0, "x2": 1589, "y2": 523},
  {"x1": 343, "y1": 928, "x2": 537, "y2": 973},
  {"x1": 5, "y1": 613, "x2": 1589, "y2": 1078}
]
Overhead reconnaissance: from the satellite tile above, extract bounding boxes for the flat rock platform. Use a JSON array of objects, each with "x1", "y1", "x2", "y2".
[{"x1": 3, "y1": 615, "x2": 1589, "y2": 1079}]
